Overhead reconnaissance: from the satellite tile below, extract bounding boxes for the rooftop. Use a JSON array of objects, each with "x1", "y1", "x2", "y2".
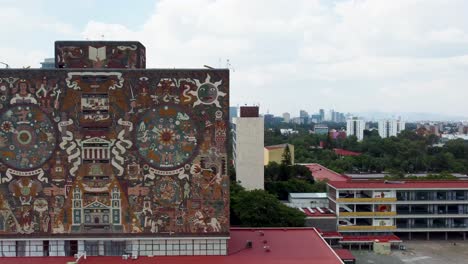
[
  {"x1": 2, "y1": 228, "x2": 344, "y2": 264},
  {"x1": 328, "y1": 180, "x2": 468, "y2": 189},
  {"x1": 300, "y1": 207, "x2": 336, "y2": 218},
  {"x1": 301, "y1": 163, "x2": 349, "y2": 182},
  {"x1": 341, "y1": 234, "x2": 402, "y2": 243},
  {"x1": 289, "y1": 192, "x2": 327, "y2": 199},
  {"x1": 264, "y1": 143, "x2": 291, "y2": 150},
  {"x1": 333, "y1": 148, "x2": 361, "y2": 157},
  {"x1": 333, "y1": 249, "x2": 355, "y2": 261}
]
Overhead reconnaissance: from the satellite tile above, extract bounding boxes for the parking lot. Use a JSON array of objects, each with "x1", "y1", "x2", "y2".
[{"x1": 352, "y1": 241, "x2": 468, "y2": 264}]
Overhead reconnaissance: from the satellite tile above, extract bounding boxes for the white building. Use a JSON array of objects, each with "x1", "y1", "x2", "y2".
[
  {"x1": 287, "y1": 193, "x2": 329, "y2": 208},
  {"x1": 346, "y1": 117, "x2": 365, "y2": 141},
  {"x1": 378, "y1": 119, "x2": 405, "y2": 138},
  {"x1": 232, "y1": 106, "x2": 264, "y2": 190},
  {"x1": 282, "y1": 112, "x2": 290, "y2": 123}
]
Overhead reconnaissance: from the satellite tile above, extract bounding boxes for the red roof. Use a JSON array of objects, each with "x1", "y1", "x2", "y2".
[
  {"x1": 303, "y1": 163, "x2": 349, "y2": 182},
  {"x1": 341, "y1": 235, "x2": 402, "y2": 243},
  {"x1": 301, "y1": 207, "x2": 336, "y2": 218},
  {"x1": 333, "y1": 148, "x2": 361, "y2": 157},
  {"x1": 1, "y1": 228, "x2": 343, "y2": 264},
  {"x1": 319, "y1": 231, "x2": 343, "y2": 239},
  {"x1": 334, "y1": 249, "x2": 355, "y2": 261},
  {"x1": 328, "y1": 180, "x2": 468, "y2": 189}
]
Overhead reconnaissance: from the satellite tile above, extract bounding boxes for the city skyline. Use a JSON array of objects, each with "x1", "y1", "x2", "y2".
[{"x1": 1, "y1": 0, "x2": 468, "y2": 117}]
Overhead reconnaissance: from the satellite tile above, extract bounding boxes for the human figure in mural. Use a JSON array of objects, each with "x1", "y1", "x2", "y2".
[{"x1": 10, "y1": 80, "x2": 37, "y2": 104}]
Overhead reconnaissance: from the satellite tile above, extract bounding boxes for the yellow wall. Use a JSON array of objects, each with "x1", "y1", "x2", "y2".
[{"x1": 264, "y1": 144, "x2": 294, "y2": 165}]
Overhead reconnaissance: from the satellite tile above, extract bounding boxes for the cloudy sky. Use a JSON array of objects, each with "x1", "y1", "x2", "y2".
[{"x1": 1, "y1": 0, "x2": 467, "y2": 117}]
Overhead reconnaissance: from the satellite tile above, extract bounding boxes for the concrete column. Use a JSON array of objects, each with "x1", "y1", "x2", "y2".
[
  {"x1": 426, "y1": 232, "x2": 430, "y2": 240},
  {"x1": 78, "y1": 240, "x2": 85, "y2": 254},
  {"x1": 98, "y1": 241, "x2": 104, "y2": 256},
  {"x1": 463, "y1": 232, "x2": 466, "y2": 240},
  {"x1": 445, "y1": 232, "x2": 448, "y2": 241},
  {"x1": 409, "y1": 232, "x2": 412, "y2": 240}
]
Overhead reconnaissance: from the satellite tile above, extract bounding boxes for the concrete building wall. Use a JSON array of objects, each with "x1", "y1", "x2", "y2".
[
  {"x1": 346, "y1": 118, "x2": 365, "y2": 141},
  {"x1": 289, "y1": 197, "x2": 329, "y2": 208},
  {"x1": 233, "y1": 117, "x2": 264, "y2": 190},
  {"x1": 282, "y1": 112, "x2": 290, "y2": 123},
  {"x1": 378, "y1": 120, "x2": 405, "y2": 138},
  {"x1": 264, "y1": 144, "x2": 294, "y2": 165}
]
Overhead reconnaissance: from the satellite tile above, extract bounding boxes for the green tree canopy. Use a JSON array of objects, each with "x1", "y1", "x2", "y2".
[{"x1": 230, "y1": 187, "x2": 305, "y2": 227}]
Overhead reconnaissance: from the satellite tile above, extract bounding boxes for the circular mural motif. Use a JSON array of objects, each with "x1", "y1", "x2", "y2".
[
  {"x1": 153, "y1": 176, "x2": 182, "y2": 206},
  {"x1": 135, "y1": 105, "x2": 198, "y2": 169},
  {"x1": 0, "y1": 105, "x2": 57, "y2": 170}
]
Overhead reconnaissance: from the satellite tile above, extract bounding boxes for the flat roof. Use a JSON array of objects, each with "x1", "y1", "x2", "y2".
[
  {"x1": 333, "y1": 148, "x2": 361, "y2": 157},
  {"x1": 347, "y1": 173, "x2": 468, "y2": 179},
  {"x1": 341, "y1": 235, "x2": 402, "y2": 243},
  {"x1": 264, "y1": 143, "x2": 291, "y2": 150},
  {"x1": 333, "y1": 249, "x2": 355, "y2": 261},
  {"x1": 2, "y1": 228, "x2": 343, "y2": 264},
  {"x1": 301, "y1": 163, "x2": 349, "y2": 182},
  {"x1": 328, "y1": 180, "x2": 468, "y2": 189},
  {"x1": 300, "y1": 207, "x2": 336, "y2": 218},
  {"x1": 290, "y1": 192, "x2": 327, "y2": 199}
]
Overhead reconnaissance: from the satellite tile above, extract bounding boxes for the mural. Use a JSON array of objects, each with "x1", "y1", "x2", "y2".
[
  {"x1": 55, "y1": 41, "x2": 146, "y2": 69},
  {"x1": 0, "y1": 67, "x2": 229, "y2": 237}
]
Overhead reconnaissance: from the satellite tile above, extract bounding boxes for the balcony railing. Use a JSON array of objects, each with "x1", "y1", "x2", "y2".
[
  {"x1": 340, "y1": 211, "x2": 397, "y2": 217},
  {"x1": 336, "y1": 197, "x2": 397, "y2": 203},
  {"x1": 338, "y1": 225, "x2": 397, "y2": 231}
]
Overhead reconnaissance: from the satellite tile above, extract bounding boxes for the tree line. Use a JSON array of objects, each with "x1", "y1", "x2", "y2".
[{"x1": 265, "y1": 128, "x2": 468, "y2": 175}]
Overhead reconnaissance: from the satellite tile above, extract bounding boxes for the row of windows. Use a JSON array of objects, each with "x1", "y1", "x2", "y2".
[{"x1": 0, "y1": 239, "x2": 228, "y2": 257}]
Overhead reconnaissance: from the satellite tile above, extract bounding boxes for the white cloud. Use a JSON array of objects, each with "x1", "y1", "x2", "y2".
[{"x1": 2, "y1": 0, "x2": 468, "y2": 117}]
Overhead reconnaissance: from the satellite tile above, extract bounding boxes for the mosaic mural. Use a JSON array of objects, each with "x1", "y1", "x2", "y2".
[
  {"x1": 55, "y1": 41, "x2": 146, "y2": 69},
  {"x1": 0, "y1": 68, "x2": 229, "y2": 237}
]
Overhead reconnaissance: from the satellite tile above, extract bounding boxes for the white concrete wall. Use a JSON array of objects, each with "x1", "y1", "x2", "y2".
[
  {"x1": 233, "y1": 117, "x2": 264, "y2": 190},
  {"x1": 347, "y1": 119, "x2": 365, "y2": 141},
  {"x1": 379, "y1": 120, "x2": 405, "y2": 138},
  {"x1": 289, "y1": 198, "x2": 329, "y2": 208}
]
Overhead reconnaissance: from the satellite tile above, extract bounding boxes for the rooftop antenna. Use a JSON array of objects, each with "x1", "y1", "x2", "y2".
[
  {"x1": 226, "y1": 59, "x2": 235, "y2": 72},
  {"x1": 0, "y1": 61, "x2": 9, "y2": 68}
]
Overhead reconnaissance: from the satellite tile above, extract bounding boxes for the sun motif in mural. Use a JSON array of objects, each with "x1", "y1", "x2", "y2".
[
  {"x1": 135, "y1": 105, "x2": 199, "y2": 170},
  {"x1": 188, "y1": 74, "x2": 226, "y2": 108},
  {"x1": 158, "y1": 128, "x2": 176, "y2": 146}
]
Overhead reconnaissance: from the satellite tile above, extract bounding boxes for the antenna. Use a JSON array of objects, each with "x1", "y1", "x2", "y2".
[{"x1": 226, "y1": 59, "x2": 235, "y2": 72}]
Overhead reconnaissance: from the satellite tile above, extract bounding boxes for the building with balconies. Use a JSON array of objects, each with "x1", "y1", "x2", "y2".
[{"x1": 327, "y1": 180, "x2": 468, "y2": 240}]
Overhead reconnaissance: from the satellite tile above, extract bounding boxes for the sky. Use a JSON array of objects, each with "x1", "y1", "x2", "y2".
[{"x1": 1, "y1": 0, "x2": 468, "y2": 118}]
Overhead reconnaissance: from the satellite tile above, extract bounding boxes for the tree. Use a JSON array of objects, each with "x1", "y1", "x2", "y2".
[
  {"x1": 231, "y1": 189, "x2": 305, "y2": 227},
  {"x1": 281, "y1": 145, "x2": 292, "y2": 165}
]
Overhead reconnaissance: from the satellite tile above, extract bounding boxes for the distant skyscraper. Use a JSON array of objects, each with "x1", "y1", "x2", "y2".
[
  {"x1": 378, "y1": 119, "x2": 405, "y2": 138},
  {"x1": 299, "y1": 110, "x2": 309, "y2": 124},
  {"x1": 319, "y1": 109, "x2": 325, "y2": 122},
  {"x1": 282, "y1": 112, "x2": 291, "y2": 123},
  {"x1": 229, "y1": 106, "x2": 238, "y2": 123},
  {"x1": 264, "y1": 113, "x2": 274, "y2": 124},
  {"x1": 347, "y1": 117, "x2": 365, "y2": 141},
  {"x1": 233, "y1": 106, "x2": 264, "y2": 190}
]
